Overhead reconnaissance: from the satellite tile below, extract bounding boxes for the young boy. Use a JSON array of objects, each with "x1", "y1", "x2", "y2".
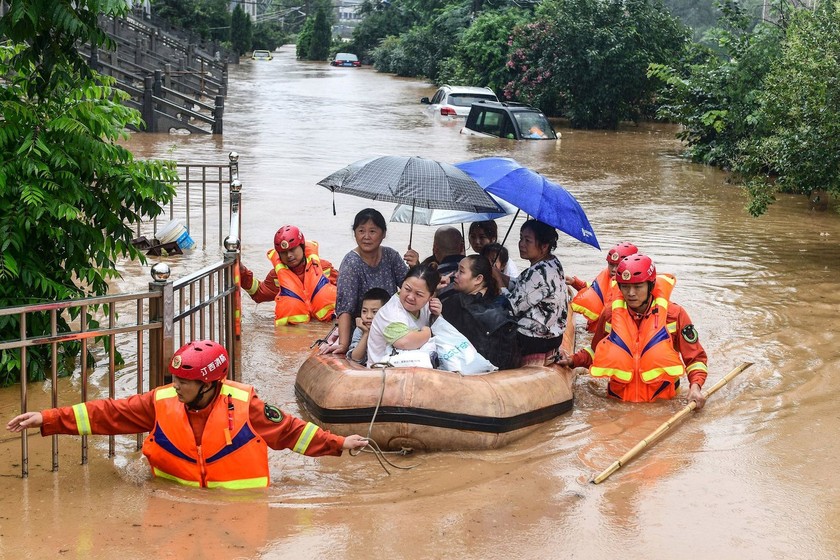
[
  {"x1": 481, "y1": 243, "x2": 509, "y2": 273},
  {"x1": 347, "y1": 288, "x2": 391, "y2": 364}
]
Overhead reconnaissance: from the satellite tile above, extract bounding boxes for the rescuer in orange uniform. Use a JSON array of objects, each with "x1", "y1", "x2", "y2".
[
  {"x1": 568, "y1": 241, "x2": 638, "y2": 332},
  {"x1": 6, "y1": 340, "x2": 368, "y2": 489},
  {"x1": 240, "y1": 225, "x2": 338, "y2": 326},
  {"x1": 557, "y1": 254, "x2": 708, "y2": 408}
]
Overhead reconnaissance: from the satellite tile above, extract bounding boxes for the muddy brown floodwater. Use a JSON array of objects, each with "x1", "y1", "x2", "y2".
[{"x1": 2, "y1": 45, "x2": 839, "y2": 559}]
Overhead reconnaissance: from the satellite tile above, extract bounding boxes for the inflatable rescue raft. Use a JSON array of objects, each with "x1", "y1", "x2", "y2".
[{"x1": 294, "y1": 317, "x2": 575, "y2": 451}]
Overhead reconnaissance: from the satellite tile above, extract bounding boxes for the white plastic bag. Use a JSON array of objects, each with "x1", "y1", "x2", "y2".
[
  {"x1": 431, "y1": 317, "x2": 497, "y2": 375},
  {"x1": 385, "y1": 338, "x2": 437, "y2": 369}
]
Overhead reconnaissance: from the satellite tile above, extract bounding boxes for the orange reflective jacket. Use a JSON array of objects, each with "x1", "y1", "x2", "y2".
[
  {"x1": 142, "y1": 380, "x2": 270, "y2": 489},
  {"x1": 571, "y1": 268, "x2": 616, "y2": 332},
  {"x1": 590, "y1": 274, "x2": 683, "y2": 402},
  {"x1": 269, "y1": 241, "x2": 336, "y2": 326}
]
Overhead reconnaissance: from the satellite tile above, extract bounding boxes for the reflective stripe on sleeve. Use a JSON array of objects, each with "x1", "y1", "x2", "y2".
[
  {"x1": 72, "y1": 403, "x2": 92, "y2": 436},
  {"x1": 686, "y1": 362, "x2": 708, "y2": 374},
  {"x1": 292, "y1": 422, "x2": 319, "y2": 454},
  {"x1": 246, "y1": 278, "x2": 260, "y2": 295}
]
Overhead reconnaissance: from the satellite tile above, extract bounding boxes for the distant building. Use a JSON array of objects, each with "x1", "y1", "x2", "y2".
[
  {"x1": 333, "y1": 0, "x2": 364, "y2": 39},
  {"x1": 229, "y1": 0, "x2": 258, "y2": 20},
  {"x1": 127, "y1": 0, "x2": 151, "y2": 17}
]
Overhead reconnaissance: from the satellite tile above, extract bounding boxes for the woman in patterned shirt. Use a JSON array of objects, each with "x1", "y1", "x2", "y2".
[{"x1": 501, "y1": 219, "x2": 568, "y2": 363}]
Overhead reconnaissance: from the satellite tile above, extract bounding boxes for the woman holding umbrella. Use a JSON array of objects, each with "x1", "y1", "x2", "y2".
[
  {"x1": 496, "y1": 219, "x2": 569, "y2": 365},
  {"x1": 320, "y1": 208, "x2": 409, "y2": 355}
]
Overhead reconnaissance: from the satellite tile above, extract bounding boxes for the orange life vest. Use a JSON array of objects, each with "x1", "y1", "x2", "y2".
[
  {"x1": 269, "y1": 241, "x2": 336, "y2": 326},
  {"x1": 571, "y1": 267, "x2": 616, "y2": 332},
  {"x1": 590, "y1": 274, "x2": 684, "y2": 402},
  {"x1": 142, "y1": 380, "x2": 270, "y2": 489}
]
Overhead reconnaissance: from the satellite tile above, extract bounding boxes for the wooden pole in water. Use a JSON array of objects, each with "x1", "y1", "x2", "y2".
[{"x1": 591, "y1": 362, "x2": 754, "y2": 484}]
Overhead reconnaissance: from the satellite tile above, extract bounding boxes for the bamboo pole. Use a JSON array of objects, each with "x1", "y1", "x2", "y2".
[{"x1": 591, "y1": 362, "x2": 754, "y2": 484}]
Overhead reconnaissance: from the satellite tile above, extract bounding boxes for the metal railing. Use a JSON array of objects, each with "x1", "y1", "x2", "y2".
[{"x1": 2, "y1": 152, "x2": 243, "y2": 478}]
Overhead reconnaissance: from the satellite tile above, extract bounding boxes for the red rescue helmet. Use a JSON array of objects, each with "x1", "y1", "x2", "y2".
[
  {"x1": 616, "y1": 254, "x2": 656, "y2": 284},
  {"x1": 606, "y1": 242, "x2": 638, "y2": 264},
  {"x1": 168, "y1": 340, "x2": 229, "y2": 382},
  {"x1": 273, "y1": 225, "x2": 305, "y2": 252}
]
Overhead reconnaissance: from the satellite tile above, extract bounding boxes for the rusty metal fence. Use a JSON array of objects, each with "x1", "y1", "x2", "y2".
[{"x1": 1, "y1": 152, "x2": 243, "y2": 478}]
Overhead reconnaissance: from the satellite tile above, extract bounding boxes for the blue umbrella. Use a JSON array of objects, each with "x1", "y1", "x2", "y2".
[{"x1": 455, "y1": 157, "x2": 600, "y2": 250}]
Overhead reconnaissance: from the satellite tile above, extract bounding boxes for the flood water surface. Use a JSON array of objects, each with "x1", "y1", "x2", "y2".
[{"x1": 1, "y1": 45, "x2": 839, "y2": 559}]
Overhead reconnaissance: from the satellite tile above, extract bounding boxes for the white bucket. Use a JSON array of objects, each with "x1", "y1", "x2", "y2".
[{"x1": 157, "y1": 220, "x2": 196, "y2": 250}]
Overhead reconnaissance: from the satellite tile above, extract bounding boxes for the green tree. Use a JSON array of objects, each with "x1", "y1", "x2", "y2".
[
  {"x1": 438, "y1": 8, "x2": 527, "y2": 92},
  {"x1": 195, "y1": 0, "x2": 232, "y2": 43},
  {"x1": 505, "y1": 0, "x2": 690, "y2": 128},
  {"x1": 737, "y1": 3, "x2": 840, "y2": 215},
  {"x1": 151, "y1": 0, "x2": 199, "y2": 28},
  {"x1": 648, "y1": 1, "x2": 785, "y2": 167},
  {"x1": 230, "y1": 4, "x2": 253, "y2": 56},
  {"x1": 371, "y1": 3, "x2": 468, "y2": 79},
  {"x1": 151, "y1": 0, "x2": 231, "y2": 42},
  {"x1": 296, "y1": 15, "x2": 315, "y2": 59},
  {"x1": 308, "y1": 5, "x2": 332, "y2": 60},
  {"x1": 347, "y1": 0, "x2": 426, "y2": 63},
  {"x1": 252, "y1": 20, "x2": 289, "y2": 52},
  {"x1": 0, "y1": 0, "x2": 178, "y2": 386}
]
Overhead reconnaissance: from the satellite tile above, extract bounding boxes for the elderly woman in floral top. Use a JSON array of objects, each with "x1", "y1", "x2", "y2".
[{"x1": 495, "y1": 219, "x2": 568, "y2": 364}]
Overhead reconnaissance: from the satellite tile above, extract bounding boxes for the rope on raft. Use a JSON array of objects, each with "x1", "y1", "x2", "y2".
[{"x1": 349, "y1": 364, "x2": 421, "y2": 475}]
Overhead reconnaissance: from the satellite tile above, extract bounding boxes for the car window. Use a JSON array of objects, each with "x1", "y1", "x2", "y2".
[
  {"x1": 447, "y1": 93, "x2": 498, "y2": 107},
  {"x1": 512, "y1": 112, "x2": 557, "y2": 139},
  {"x1": 475, "y1": 110, "x2": 504, "y2": 137},
  {"x1": 431, "y1": 90, "x2": 444, "y2": 104}
]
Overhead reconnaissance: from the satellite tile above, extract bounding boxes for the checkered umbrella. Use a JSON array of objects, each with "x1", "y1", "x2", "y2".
[{"x1": 318, "y1": 156, "x2": 504, "y2": 247}]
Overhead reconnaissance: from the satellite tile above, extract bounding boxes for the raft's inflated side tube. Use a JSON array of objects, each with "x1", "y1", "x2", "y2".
[{"x1": 294, "y1": 311, "x2": 576, "y2": 451}]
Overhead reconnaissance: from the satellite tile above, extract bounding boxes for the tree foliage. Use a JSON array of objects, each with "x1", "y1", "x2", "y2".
[
  {"x1": 648, "y1": 1, "x2": 784, "y2": 167},
  {"x1": 372, "y1": 4, "x2": 469, "y2": 77},
  {"x1": 150, "y1": 0, "x2": 231, "y2": 42},
  {"x1": 252, "y1": 20, "x2": 290, "y2": 52},
  {"x1": 230, "y1": 4, "x2": 253, "y2": 56},
  {"x1": 296, "y1": 15, "x2": 315, "y2": 59},
  {"x1": 0, "y1": 0, "x2": 178, "y2": 386},
  {"x1": 347, "y1": 0, "x2": 437, "y2": 63},
  {"x1": 504, "y1": 0, "x2": 690, "y2": 128},
  {"x1": 437, "y1": 8, "x2": 527, "y2": 92},
  {"x1": 737, "y1": 2, "x2": 840, "y2": 216},
  {"x1": 308, "y1": 5, "x2": 332, "y2": 60}
]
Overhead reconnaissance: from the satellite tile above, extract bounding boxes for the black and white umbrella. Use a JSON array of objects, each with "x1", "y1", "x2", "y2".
[{"x1": 318, "y1": 155, "x2": 504, "y2": 247}]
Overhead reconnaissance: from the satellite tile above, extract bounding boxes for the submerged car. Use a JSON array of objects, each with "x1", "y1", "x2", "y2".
[
  {"x1": 251, "y1": 50, "x2": 273, "y2": 61},
  {"x1": 461, "y1": 101, "x2": 559, "y2": 140},
  {"x1": 421, "y1": 85, "x2": 499, "y2": 118},
  {"x1": 331, "y1": 53, "x2": 361, "y2": 67}
]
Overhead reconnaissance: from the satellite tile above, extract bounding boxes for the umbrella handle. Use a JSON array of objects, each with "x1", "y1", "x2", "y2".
[
  {"x1": 499, "y1": 209, "x2": 521, "y2": 247},
  {"x1": 408, "y1": 203, "x2": 415, "y2": 250}
]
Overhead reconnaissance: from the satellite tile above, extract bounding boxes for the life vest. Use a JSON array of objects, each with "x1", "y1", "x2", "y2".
[
  {"x1": 269, "y1": 241, "x2": 336, "y2": 326},
  {"x1": 142, "y1": 380, "x2": 270, "y2": 489},
  {"x1": 571, "y1": 268, "x2": 615, "y2": 332},
  {"x1": 590, "y1": 274, "x2": 684, "y2": 402}
]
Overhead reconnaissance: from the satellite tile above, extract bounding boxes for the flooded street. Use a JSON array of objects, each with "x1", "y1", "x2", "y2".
[{"x1": 2, "y1": 44, "x2": 840, "y2": 559}]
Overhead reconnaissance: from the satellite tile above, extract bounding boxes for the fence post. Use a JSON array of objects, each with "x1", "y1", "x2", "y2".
[
  {"x1": 135, "y1": 36, "x2": 143, "y2": 66},
  {"x1": 229, "y1": 150, "x2": 239, "y2": 182},
  {"x1": 149, "y1": 263, "x2": 175, "y2": 389},
  {"x1": 89, "y1": 44, "x2": 99, "y2": 72},
  {"x1": 224, "y1": 177, "x2": 242, "y2": 382},
  {"x1": 200, "y1": 58, "x2": 206, "y2": 94},
  {"x1": 153, "y1": 69, "x2": 163, "y2": 97},
  {"x1": 143, "y1": 75, "x2": 156, "y2": 132},
  {"x1": 164, "y1": 63, "x2": 172, "y2": 89},
  {"x1": 212, "y1": 95, "x2": 224, "y2": 135}
]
